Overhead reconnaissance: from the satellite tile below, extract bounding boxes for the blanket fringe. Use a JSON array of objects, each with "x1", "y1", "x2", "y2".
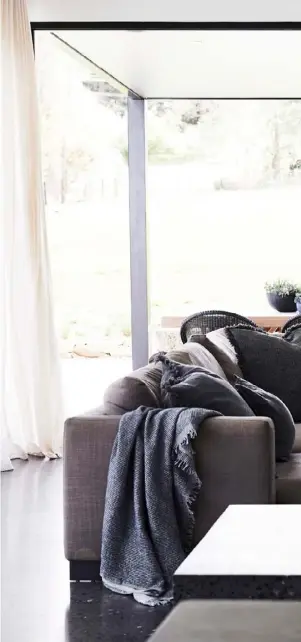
[
  {"x1": 102, "y1": 578, "x2": 173, "y2": 607},
  {"x1": 174, "y1": 418, "x2": 201, "y2": 554}
]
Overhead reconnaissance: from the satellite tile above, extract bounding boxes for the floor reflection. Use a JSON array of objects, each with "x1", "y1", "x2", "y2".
[{"x1": 1, "y1": 459, "x2": 170, "y2": 642}]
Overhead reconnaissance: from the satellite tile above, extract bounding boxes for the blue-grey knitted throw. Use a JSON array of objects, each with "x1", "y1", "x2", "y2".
[{"x1": 100, "y1": 405, "x2": 218, "y2": 606}]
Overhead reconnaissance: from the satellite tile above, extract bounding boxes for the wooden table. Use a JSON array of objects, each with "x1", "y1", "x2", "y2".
[
  {"x1": 149, "y1": 600, "x2": 301, "y2": 642},
  {"x1": 161, "y1": 313, "x2": 295, "y2": 333},
  {"x1": 174, "y1": 505, "x2": 301, "y2": 602}
]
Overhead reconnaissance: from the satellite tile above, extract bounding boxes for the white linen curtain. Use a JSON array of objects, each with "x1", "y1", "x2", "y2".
[{"x1": 0, "y1": 0, "x2": 63, "y2": 469}]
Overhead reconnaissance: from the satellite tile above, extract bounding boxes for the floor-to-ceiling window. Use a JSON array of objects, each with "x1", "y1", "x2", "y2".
[
  {"x1": 35, "y1": 31, "x2": 132, "y2": 415},
  {"x1": 34, "y1": 27, "x2": 301, "y2": 382},
  {"x1": 147, "y1": 98, "x2": 301, "y2": 351}
]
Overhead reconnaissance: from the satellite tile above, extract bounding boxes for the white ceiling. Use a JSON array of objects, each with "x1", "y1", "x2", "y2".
[
  {"x1": 55, "y1": 30, "x2": 301, "y2": 98},
  {"x1": 28, "y1": 0, "x2": 301, "y2": 22}
]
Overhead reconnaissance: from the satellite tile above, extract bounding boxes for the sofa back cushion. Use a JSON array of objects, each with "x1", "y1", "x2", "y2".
[
  {"x1": 294, "y1": 423, "x2": 301, "y2": 453},
  {"x1": 103, "y1": 364, "x2": 162, "y2": 415}
]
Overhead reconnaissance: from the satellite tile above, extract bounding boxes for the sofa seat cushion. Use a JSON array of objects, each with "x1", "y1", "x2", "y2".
[
  {"x1": 276, "y1": 454, "x2": 301, "y2": 503},
  {"x1": 293, "y1": 423, "x2": 301, "y2": 453}
]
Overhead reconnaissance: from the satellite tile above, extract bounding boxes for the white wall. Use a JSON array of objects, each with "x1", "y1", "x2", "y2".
[{"x1": 27, "y1": 0, "x2": 301, "y2": 23}]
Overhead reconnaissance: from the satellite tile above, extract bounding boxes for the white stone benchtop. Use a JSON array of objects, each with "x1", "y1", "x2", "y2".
[{"x1": 175, "y1": 505, "x2": 301, "y2": 577}]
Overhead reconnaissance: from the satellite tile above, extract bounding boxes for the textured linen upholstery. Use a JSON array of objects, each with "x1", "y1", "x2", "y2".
[
  {"x1": 64, "y1": 411, "x2": 120, "y2": 561},
  {"x1": 293, "y1": 423, "x2": 301, "y2": 453},
  {"x1": 64, "y1": 412, "x2": 275, "y2": 562},
  {"x1": 103, "y1": 364, "x2": 162, "y2": 414},
  {"x1": 276, "y1": 455, "x2": 301, "y2": 503},
  {"x1": 64, "y1": 338, "x2": 301, "y2": 570},
  {"x1": 192, "y1": 416, "x2": 276, "y2": 543}
]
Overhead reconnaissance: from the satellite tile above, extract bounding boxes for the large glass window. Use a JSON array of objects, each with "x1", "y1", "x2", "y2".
[
  {"x1": 147, "y1": 99, "x2": 301, "y2": 350},
  {"x1": 35, "y1": 28, "x2": 301, "y2": 371},
  {"x1": 35, "y1": 32, "x2": 132, "y2": 414}
]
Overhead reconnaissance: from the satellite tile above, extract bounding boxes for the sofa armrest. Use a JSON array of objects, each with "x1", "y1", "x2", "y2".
[
  {"x1": 64, "y1": 410, "x2": 120, "y2": 562},
  {"x1": 193, "y1": 416, "x2": 276, "y2": 543},
  {"x1": 64, "y1": 412, "x2": 276, "y2": 563}
]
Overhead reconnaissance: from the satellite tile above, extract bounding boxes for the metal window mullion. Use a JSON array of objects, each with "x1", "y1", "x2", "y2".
[{"x1": 128, "y1": 95, "x2": 149, "y2": 370}]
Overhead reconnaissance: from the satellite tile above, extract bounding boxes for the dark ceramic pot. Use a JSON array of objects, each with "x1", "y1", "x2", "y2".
[{"x1": 267, "y1": 292, "x2": 297, "y2": 313}]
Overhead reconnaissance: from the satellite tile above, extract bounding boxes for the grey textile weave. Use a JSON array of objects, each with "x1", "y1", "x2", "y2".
[{"x1": 100, "y1": 405, "x2": 219, "y2": 606}]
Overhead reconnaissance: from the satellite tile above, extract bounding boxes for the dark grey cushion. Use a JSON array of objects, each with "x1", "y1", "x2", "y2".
[
  {"x1": 284, "y1": 323, "x2": 301, "y2": 347},
  {"x1": 227, "y1": 327, "x2": 301, "y2": 422},
  {"x1": 235, "y1": 377, "x2": 295, "y2": 462},
  {"x1": 158, "y1": 357, "x2": 254, "y2": 417}
]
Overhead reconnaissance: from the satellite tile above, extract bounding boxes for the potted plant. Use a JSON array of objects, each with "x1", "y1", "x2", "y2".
[
  {"x1": 295, "y1": 291, "x2": 301, "y2": 314},
  {"x1": 264, "y1": 279, "x2": 297, "y2": 313}
]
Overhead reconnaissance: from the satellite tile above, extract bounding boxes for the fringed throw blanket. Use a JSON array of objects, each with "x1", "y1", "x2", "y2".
[{"x1": 100, "y1": 406, "x2": 218, "y2": 606}]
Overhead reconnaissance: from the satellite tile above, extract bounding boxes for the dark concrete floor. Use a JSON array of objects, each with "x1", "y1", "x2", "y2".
[{"x1": 1, "y1": 459, "x2": 171, "y2": 642}]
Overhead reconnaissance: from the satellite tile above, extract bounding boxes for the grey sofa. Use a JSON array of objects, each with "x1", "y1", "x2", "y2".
[{"x1": 64, "y1": 340, "x2": 301, "y2": 581}]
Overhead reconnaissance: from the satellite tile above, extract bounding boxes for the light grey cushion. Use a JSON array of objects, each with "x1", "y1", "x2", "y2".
[
  {"x1": 189, "y1": 333, "x2": 242, "y2": 381},
  {"x1": 159, "y1": 358, "x2": 254, "y2": 417},
  {"x1": 206, "y1": 328, "x2": 243, "y2": 377},
  {"x1": 235, "y1": 377, "x2": 295, "y2": 462},
  {"x1": 166, "y1": 342, "x2": 227, "y2": 379}
]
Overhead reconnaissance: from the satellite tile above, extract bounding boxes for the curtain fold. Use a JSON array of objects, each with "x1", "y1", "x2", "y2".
[{"x1": 0, "y1": 0, "x2": 63, "y2": 469}]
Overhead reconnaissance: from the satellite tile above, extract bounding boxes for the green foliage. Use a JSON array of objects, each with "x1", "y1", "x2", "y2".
[
  {"x1": 121, "y1": 325, "x2": 131, "y2": 338},
  {"x1": 290, "y1": 159, "x2": 301, "y2": 171},
  {"x1": 37, "y1": 33, "x2": 301, "y2": 199},
  {"x1": 180, "y1": 101, "x2": 211, "y2": 126},
  {"x1": 264, "y1": 279, "x2": 298, "y2": 296},
  {"x1": 117, "y1": 137, "x2": 175, "y2": 163}
]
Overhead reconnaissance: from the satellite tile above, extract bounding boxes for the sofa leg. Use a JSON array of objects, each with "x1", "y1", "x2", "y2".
[{"x1": 69, "y1": 561, "x2": 101, "y2": 581}]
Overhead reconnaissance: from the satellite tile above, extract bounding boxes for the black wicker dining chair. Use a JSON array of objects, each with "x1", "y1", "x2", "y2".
[
  {"x1": 282, "y1": 314, "x2": 301, "y2": 334},
  {"x1": 180, "y1": 309, "x2": 258, "y2": 344}
]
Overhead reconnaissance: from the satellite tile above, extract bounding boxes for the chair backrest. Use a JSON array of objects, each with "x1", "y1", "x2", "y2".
[{"x1": 180, "y1": 310, "x2": 257, "y2": 344}]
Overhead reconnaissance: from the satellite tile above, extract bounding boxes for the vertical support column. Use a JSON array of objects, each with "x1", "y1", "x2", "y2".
[{"x1": 128, "y1": 94, "x2": 149, "y2": 370}]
